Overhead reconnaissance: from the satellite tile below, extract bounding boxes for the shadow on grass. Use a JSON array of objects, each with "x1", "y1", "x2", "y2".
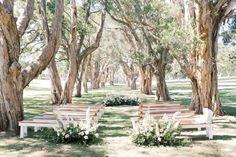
[
  {"x1": 190, "y1": 135, "x2": 236, "y2": 141},
  {"x1": 0, "y1": 139, "x2": 106, "y2": 157}
]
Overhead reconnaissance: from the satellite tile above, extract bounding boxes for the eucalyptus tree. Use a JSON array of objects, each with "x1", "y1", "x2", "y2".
[
  {"x1": 104, "y1": 0, "x2": 173, "y2": 100},
  {"x1": 104, "y1": 0, "x2": 153, "y2": 95},
  {"x1": 0, "y1": 0, "x2": 64, "y2": 133},
  {"x1": 47, "y1": 0, "x2": 106, "y2": 103},
  {"x1": 131, "y1": 0, "x2": 173, "y2": 100},
  {"x1": 163, "y1": 0, "x2": 235, "y2": 115}
]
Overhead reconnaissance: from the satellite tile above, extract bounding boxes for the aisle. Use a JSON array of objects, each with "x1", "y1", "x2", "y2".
[{"x1": 98, "y1": 106, "x2": 139, "y2": 157}]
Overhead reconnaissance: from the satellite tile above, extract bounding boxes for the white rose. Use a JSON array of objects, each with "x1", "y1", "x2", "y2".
[
  {"x1": 65, "y1": 134, "x2": 69, "y2": 139},
  {"x1": 80, "y1": 132, "x2": 84, "y2": 136},
  {"x1": 84, "y1": 136, "x2": 88, "y2": 139},
  {"x1": 85, "y1": 131, "x2": 89, "y2": 135},
  {"x1": 95, "y1": 133, "x2": 99, "y2": 138}
]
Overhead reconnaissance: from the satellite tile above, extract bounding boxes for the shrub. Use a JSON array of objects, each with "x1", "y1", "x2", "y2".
[
  {"x1": 42, "y1": 110, "x2": 99, "y2": 145},
  {"x1": 103, "y1": 95, "x2": 140, "y2": 106},
  {"x1": 54, "y1": 120, "x2": 99, "y2": 144},
  {"x1": 131, "y1": 112, "x2": 182, "y2": 146}
]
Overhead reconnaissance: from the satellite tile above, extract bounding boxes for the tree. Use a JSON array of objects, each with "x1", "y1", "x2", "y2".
[
  {"x1": 104, "y1": 0, "x2": 153, "y2": 95},
  {"x1": 47, "y1": 1, "x2": 106, "y2": 102},
  {"x1": 59, "y1": 0, "x2": 78, "y2": 104},
  {"x1": 164, "y1": 0, "x2": 235, "y2": 115},
  {"x1": 0, "y1": 0, "x2": 64, "y2": 133}
]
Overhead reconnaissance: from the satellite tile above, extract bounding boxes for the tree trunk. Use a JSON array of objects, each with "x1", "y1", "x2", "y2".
[
  {"x1": 0, "y1": 32, "x2": 23, "y2": 133},
  {"x1": 109, "y1": 69, "x2": 115, "y2": 86},
  {"x1": 153, "y1": 49, "x2": 171, "y2": 101},
  {"x1": 195, "y1": 3, "x2": 223, "y2": 115},
  {"x1": 154, "y1": 72, "x2": 170, "y2": 101},
  {"x1": 101, "y1": 82, "x2": 105, "y2": 87},
  {"x1": 127, "y1": 77, "x2": 131, "y2": 87},
  {"x1": 0, "y1": 0, "x2": 64, "y2": 133},
  {"x1": 91, "y1": 60, "x2": 100, "y2": 89},
  {"x1": 91, "y1": 79, "x2": 100, "y2": 89},
  {"x1": 74, "y1": 59, "x2": 86, "y2": 97},
  {"x1": 189, "y1": 78, "x2": 201, "y2": 113},
  {"x1": 48, "y1": 57, "x2": 62, "y2": 104},
  {"x1": 139, "y1": 65, "x2": 152, "y2": 95},
  {"x1": 130, "y1": 76, "x2": 137, "y2": 90},
  {"x1": 82, "y1": 55, "x2": 90, "y2": 93},
  {"x1": 75, "y1": 76, "x2": 82, "y2": 97},
  {"x1": 0, "y1": 80, "x2": 23, "y2": 133},
  {"x1": 59, "y1": 0, "x2": 77, "y2": 104}
]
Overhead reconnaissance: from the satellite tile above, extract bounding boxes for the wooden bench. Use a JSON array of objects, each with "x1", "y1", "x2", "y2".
[
  {"x1": 19, "y1": 104, "x2": 105, "y2": 138},
  {"x1": 19, "y1": 121, "x2": 58, "y2": 138},
  {"x1": 138, "y1": 102, "x2": 213, "y2": 139}
]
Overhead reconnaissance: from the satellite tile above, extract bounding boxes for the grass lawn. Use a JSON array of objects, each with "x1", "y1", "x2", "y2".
[{"x1": 0, "y1": 79, "x2": 236, "y2": 157}]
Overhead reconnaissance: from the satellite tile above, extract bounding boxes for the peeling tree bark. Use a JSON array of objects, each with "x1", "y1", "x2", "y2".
[
  {"x1": 39, "y1": 0, "x2": 62, "y2": 105},
  {"x1": 139, "y1": 65, "x2": 152, "y2": 95},
  {"x1": 60, "y1": 0, "x2": 78, "y2": 104},
  {"x1": 0, "y1": 0, "x2": 64, "y2": 133},
  {"x1": 83, "y1": 55, "x2": 91, "y2": 93},
  {"x1": 170, "y1": 0, "x2": 233, "y2": 115},
  {"x1": 75, "y1": 58, "x2": 86, "y2": 97},
  {"x1": 48, "y1": 57, "x2": 62, "y2": 104}
]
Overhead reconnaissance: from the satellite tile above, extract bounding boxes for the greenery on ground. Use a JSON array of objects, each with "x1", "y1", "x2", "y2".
[
  {"x1": 131, "y1": 114, "x2": 182, "y2": 146},
  {"x1": 103, "y1": 95, "x2": 140, "y2": 106},
  {"x1": 41, "y1": 121, "x2": 99, "y2": 145}
]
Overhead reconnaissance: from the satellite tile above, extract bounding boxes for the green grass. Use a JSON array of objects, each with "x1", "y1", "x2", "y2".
[{"x1": 0, "y1": 79, "x2": 236, "y2": 157}]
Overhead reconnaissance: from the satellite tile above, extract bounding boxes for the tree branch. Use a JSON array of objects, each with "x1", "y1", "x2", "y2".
[
  {"x1": 0, "y1": 2, "x2": 20, "y2": 60},
  {"x1": 39, "y1": 0, "x2": 50, "y2": 43},
  {"x1": 168, "y1": 47, "x2": 194, "y2": 79},
  {"x1": 17, "y1": 0, "x2": 35, "y2": 39},
  {"x1": 79, "y1": 12, "x2": 106, "y2": 60},
  {"x1": 214, "y1": 0, "x2": 230, "y2": 12},
  {"x1": 20, "y1": 0, "x2": 64, "y2": 88}
]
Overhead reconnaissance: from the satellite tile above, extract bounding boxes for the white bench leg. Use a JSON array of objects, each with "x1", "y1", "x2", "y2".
[
  {"x1": 206, "y1": 124, "x2": 213, "y2": 139},
  {"x1": 208, "y1": 124, "x2": 213, "y2": 139},
  {"x1": 198, "y1": 127, "x2": 201, "y2": 131},
  {"x1": 23, "y1": 126, "x2": 28, "y2": 137},
  {"x1": 20, "y1": 126, "x2": 24, "y2": 138}
]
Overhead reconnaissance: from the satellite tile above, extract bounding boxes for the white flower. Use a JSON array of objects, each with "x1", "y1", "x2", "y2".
[
  {"x1": 162, "y1": 113, "x2": 169, "y2": 122},
  {"x1": 85, "y1": 131, "x2": 89, "y2": 135},
  {"x1": 57, "y1": 133, "x2": 60, "y2": 136},
  {"x1": 62, "y1": 132, "x2": 65, "y2": 136},
  {"x1": 173, "y1": 120, "x2": 180, "y2": 129},
  {"x1": 79, "y1": 131, "x2": 84, "y2": 136},
  {"x1": 172, "y1": 111, "x2": 181, "y2": 120},
  {"x1": 95, "y1": 133, "x2": 99, "y2": 138},
  {"x1": 65, "y1": 134, "x2": 69, "y2": 139},
  {"x1": 84, "y1": 136, "x2": 88, "y2": 139}
]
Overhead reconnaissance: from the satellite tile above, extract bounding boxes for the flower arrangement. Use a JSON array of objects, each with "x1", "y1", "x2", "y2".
[
  {"x1": 49, "y1": 108, "x2": 99, "y2": 144},
  {"x1": 103, "y1": 95, "x2": 140, "y2": 106},
  {"x1": 131, "y1": 112, "x2": 182, "y2": 146}
]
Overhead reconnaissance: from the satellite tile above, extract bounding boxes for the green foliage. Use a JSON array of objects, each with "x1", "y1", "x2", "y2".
[
  {"x1": 103, "y1": 95, "x2": 140, "y2": 106},
  {"x1": 77, "y1": 7, "x2": 95, "y2": 37},
  {"x1": 131, "y1": 51, "x2": 154, "y2": 65},
  {"x1": 131, "y1": 114, "x2": 182, "y2": 146},
  {"x1": 41, "y1": 117, "x2": 99, "y2": 145}
]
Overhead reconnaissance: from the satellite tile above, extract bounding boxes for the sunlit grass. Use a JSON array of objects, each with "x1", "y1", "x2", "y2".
[{"x1": 0, "y1": 78, "x2": 236, "y2": 157}]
